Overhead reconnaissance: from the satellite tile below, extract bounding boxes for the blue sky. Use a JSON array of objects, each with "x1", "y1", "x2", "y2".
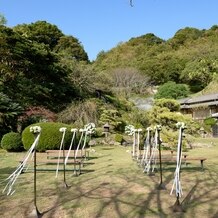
[{"x1": 1, "y1": 0, "x2": 218, "y2": 61}]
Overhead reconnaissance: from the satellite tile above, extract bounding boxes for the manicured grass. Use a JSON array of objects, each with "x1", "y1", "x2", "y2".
[{"x1": 0, "y1": 142, "x2": 218, "y2": 218}]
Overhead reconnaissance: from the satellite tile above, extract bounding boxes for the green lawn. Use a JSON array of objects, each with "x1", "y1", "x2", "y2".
[{"x1": 0, "y1": 142, "x2": 218, "y2": 218}]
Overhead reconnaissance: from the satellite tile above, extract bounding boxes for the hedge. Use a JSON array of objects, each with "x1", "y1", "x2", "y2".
[
  {"x1": 1, "y1": 132, "x2": 23, "y2": 152},
  {"x1": 22, "y1": 122, "x2": 81, "y2": 152}
]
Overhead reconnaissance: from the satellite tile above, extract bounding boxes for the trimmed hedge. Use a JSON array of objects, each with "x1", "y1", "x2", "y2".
[
  {"x1": 1, "y1": 132, "x2": 23, "y2": 152},
  {"x1": 22, "y1": 122, "x2": 80, "y2": 152}
]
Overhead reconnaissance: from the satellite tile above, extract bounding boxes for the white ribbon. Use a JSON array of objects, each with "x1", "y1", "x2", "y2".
[
  {"x1": 56, "y1": 127, "x2": 67, "y2": 178},
  {"x1": 170, "y1": 122, "x2": 186, "y2": 197},
  {"x1": 144, "y1": 128, "x2": 158, "y2": 174},
  {"x1": 136, "y1": 129, "x2": 142, "y2": 160},
  {"x1": 141, "y1": 127, "x2": 152, "y2": 166},
  {"x1": 65, "y1": 128, "x2": 78, "y2": 165},
  {"x1": 3, "y1": 129, "x2": 41, "y2": 195}
]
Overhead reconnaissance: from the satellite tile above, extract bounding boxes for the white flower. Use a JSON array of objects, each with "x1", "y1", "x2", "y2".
[
  {"x1": 125, "y1": 124, "x2": 136, "y2": 135},
  {"x1": 154, "y1": 125, "x2": 162, "y2": 131},
  {"x1": 146, "y1": 127, "x2": 153, "y2": 131},
  {"x1": 59, "y1": 127, "x2": 67, "y2": 132},
  {"x1": 84, "y1": 123, "x2": 96, "y2": 131},
  {"x1": 176, "y1": 122, "x2": 186, "y2": 129},
  {"x1": 30, "y1": 126, "x2": 41, "y2": 133},
  {"x1": 71, "y1": 128, "x2": 78, "y2": 132}
]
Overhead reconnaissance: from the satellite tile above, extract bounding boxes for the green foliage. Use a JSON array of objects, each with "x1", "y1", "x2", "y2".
[
  {"x1": 180, "y1": 58, "x2": 218, "y2": 92},
  {"x1": 114, "y1": 134, "x2": 123, "y2": 143},
  {"x1": 122, "y1": 108, "x2": 149, "y2": 129},
  {"x1": 0, "y1": 25, "x2": 77, "y2": 111},
  {"x1": 155, "y1": 81, "x2": 190, "y2": 99},
  {"x1": 1, "y1": 132, "x2": 23, "y2": 151},
  {"x1": 204, "y1": 117, "x2": 217, "y2": 127},
  {"x1": 13, "y1": 21, "x2": 64, "y2": 49},
  {"x1": 54, "y1": 35, "x2": 89, "y2": 62},
  {"x1": 148, "y1": 104, "x2": 199, "y2": 135},
  {"x1": 94, "y1": 25, "x2": 218, "y2": 93},
  {"x1": 0, "y1": 92, "x2": 23, "y2": 139},
  {"x1": 154, "y1": 98, "x2": 180, "y2": 112},
  {"x1": 0, "y1": 13, "x2": 7, "y2": 25},
  {"x1": 93, "y1": 127, "x2": 104, "y2": 138},
  {"x1": 129, "y1": 33, "x2": 164, "y2": 47},
  {"x1": 169, "y1": 27, "x2": 203, "y2": 47},
  {"x1": 22, "y1": 122, "x2": 77, "y2": 152},
  {"x1": 98, "y1": 107, "x2": 126, "y2": 132}
]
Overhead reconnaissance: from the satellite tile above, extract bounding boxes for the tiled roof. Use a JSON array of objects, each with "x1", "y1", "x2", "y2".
[{"x1": 179, "y1": 93, "x2": 218, "y2": 108}]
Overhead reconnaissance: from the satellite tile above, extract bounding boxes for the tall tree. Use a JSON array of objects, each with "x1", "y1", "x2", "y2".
[
  {"x1": 13, "y1": 21, "x2": 64, "y2": 49},
  {"x1": 54, "y1": 35, "x2": 89, "y2": 62},
  {"x1": 0, "y1": 13, "x2": 7, "y2": 25}
]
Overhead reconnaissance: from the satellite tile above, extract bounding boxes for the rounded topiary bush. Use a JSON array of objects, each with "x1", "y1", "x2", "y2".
[
  {"x1": 1, "y1": 132, "x2": 23, "y2": 152},
  {"x1": 22, "y1": 122, "x2": 79, "y2": 152}
]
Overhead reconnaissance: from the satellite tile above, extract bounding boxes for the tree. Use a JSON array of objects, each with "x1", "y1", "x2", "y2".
[
  {"x1": 110, "y1": 67, "x2": 150, "y2": 97},
  {"x1": 0, "y1": 13, "x2": 7, "y2": 25},
  {"x1": 0, "y1": 92, "x2": 23, "y2": 139},
  {"x1": 169, "y1": 27, "x2": 203, "y2": 48},
  {"x1": 0, "y1": 25, "x2": 76, "y2": 111},
  {"x1": 54, "y1": 35, "x2": 89, "y2": 62},
  {"x1": 180, "y1": 58, "x2": 218, "y2": 92},
  {"x1": 13, "y1": 21, "x2": 64, "y2": 49},
  {"x1": 154, "y1": 98, "x2": 180, "y2": 112},
  {"x1": 154, "y1": 81, "x2": 190, "y2": 99}
]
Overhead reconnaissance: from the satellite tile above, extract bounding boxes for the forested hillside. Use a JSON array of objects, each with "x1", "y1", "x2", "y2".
[
  {"x1": 1, "y1": 17, "x2": 218, "y2": 140},
  {"x1": 94, "y1": 26, "x2": 218, "y2": 92}
]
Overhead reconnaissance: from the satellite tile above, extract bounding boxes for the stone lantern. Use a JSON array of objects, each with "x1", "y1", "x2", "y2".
[{"x1": 103, "y1": 123, "x2": 110, "y2": 137}]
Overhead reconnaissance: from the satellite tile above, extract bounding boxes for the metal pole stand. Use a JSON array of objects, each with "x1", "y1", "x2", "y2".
[
  {"x1": 29, "y1": 206, "x2": 41, "y2": 218},
  {"x1": 147, "y1": 131, "x2": 155, "y2": 177},
  {"x1": 29, "y1": 132, "x2": 41, "y2": 218},
  {"x1": 62, "y1": 142, "x2": 70, "y2": 189},
  {"x1": 157, "y1": 127, "x2": 166, "y2": 190},
  {"x1": 172, "y1": 195, "x2": 184, "y2": 212}
]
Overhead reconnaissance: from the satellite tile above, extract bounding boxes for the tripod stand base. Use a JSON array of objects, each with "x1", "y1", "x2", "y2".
[
  {"x1": 29, "y1": 206, "x2": 41, "y2": 218},
  {"x1": 157, "y1": 183, "x2": 166, "y2": 190},
  {"x1": 172, "y1": 198, "x2": 185, "y2": 212},
  {"x1": 63, "y1": 182, "x2": 71, "y2": 189}
]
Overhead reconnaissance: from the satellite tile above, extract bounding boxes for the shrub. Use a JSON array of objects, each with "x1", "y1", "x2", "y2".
[
  {"x1": 154, "y1": 98, "x2": 180, "y2": 112},
  {"x1": 115, "y1": 134, "x2": 123, "y2": 143},
  {"x1": 22, "y1": 122, "x2": 81, "y2": 152},
  {"x1": 93, "y1": 127, "x2": 104, "y2": 137},
  {"x1": 1, "y1": 132, "x2": 23, "y2": 152},
  {"x1": 154, "y1": 81, "x2": 190, "y2": 100}
]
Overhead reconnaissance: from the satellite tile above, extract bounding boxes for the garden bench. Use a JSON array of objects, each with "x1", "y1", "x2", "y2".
[
  {"x1": 134, "y1": 150, "x2": 206, "y2": 170},
  {"x1": 20, "y1": 151, "x2": 82, "y2": 175},
  {"x1": 46, "y1": 149, "x2": 89, "y2": 160},
  {"x1": 182, "y1": 157, "x2": 207, "y2": 170},
  {"x1": 154, "y1": 156, "x2": 206, "y2": 170}
]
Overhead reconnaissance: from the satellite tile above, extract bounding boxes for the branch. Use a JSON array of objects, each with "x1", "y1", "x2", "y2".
[{"x1": 130, "y1": 0, "x2": 134, "y2": 7}]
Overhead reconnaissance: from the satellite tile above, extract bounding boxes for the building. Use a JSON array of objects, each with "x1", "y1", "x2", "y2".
[
  {"x1": 179, "y1": 93, "x2": 218, "y2": 137},
  {"x1": 179, "y1": 93, "x2": 218, "y2": 120}
]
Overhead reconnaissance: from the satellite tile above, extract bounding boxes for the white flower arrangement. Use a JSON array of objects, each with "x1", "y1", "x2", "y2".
[
  {"x1": 79, "y1": 128, "x2": 86, "y2": 132},
  {"x1": 125, "y1": 124, "x2": 136, "y2": 135},
  {"x1": 154, "y1": 124, "x2": 162, "y2": 131},
  {"x1": 71, "y1": 128, "x2": 78, "y2": 132},
  {"x1": 30, "y1": 126, "x2": 41, "y2": 133},
  {"x1": 176, "y1": 122, "x2": 186, "y2": 129},
  {"x1": 146, "y1": 126, "x2": 153, "y2": 131},
  {"x1": 59, "y1": 127, "x2": 67, "y2": 132},
  {"x1": 85, "y1": 123, "x2": 95, "y2": 129},
  {"x1": 84, "y1": 123, "x2": 96, "y2": 134}
]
